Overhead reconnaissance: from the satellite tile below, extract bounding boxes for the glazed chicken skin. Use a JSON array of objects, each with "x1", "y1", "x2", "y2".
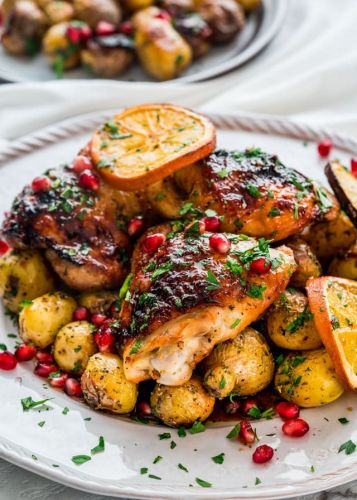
[
  {"x1": 121, "y1": 225, "x2": 296, "y2": 385},
  {"x1": 148, "y1": 148, "x2": 332, "y2": 241},
  {"x1": 1, "y1": 161, "x2": 147, "y2": 291}
]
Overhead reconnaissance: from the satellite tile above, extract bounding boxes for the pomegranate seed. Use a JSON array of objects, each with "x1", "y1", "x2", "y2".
[
  {"x1": 49, "y1": 372, "x2": 68, "y2": 388},
  {"x1": 185, "y1": 219, "x2": 205, "y2": 235},
  {"x1": 0, "y1": 239, "x2": 10, "y2": 255},
  {"x1": 66, "y1": 25, "x2": 81, "y2": 44},
  {"x1": 282, "y1": 418, "x2": 309, "y2": 437},
  {"x1": 252, "y1": 444, "x2": 274, "y2": 464},
  {"x1": 94, "y1": 327, "x2": 116, "y2": 352},
  {"x1": 95, "y1": 21, "x2": 116, "y2": 36},
  {"x1": 224, "y1": 399, "x2": 240, "y2": 414},
  {"x1": 242, "y1": 398, "x2": 259, "y2": 416},
  {"x1": 239, "y1": 419, "x2": 256, "y2": 445},
  {"x1": 91, "y1": 313, "x2": 107, "y2": 326},
  {"x1": 32, "y1": 176, "x2": 51, "y2": 192},
  {"x1": 155, "y1": 10, "x2": 171, "y2": 21},
  {"x1": 127, "y1": 217, "x2": 145, "y2": 237},
  {"x1": 276, "y1": 401, "x2": 300, "y2": 420},
  {"x1": 0, "y1": 351, "x2": 17, "y2": 370},
  {"x1": 203, "y1": 215, "x2": 220, "y2": 232},
  {"x1": 79, "y1": 24, "x2": 92, "y2": 41},
  {"x1": 36, "y1": 351, "x2": 54, "y2": 364},
  {"x1": 209, "y1": 233, "x2": 230, "y2": 254},
  {"x1": 72, "y1": 155, "x2": 93, "y2": 173},
  {"x1": 119, "y1": 21, "x2": 133, "y2": 35},
  {"x1": 73, "y1": 307, "x2": 89, "y2": 321},
  {"x1": 138, "y1": 400, "x2": 152, "y2": 416},
  {"x1": 79, "y1": 171, "x2": 99, "y2": 191},
  {"x1": 250, "y1": 258, "x2": 272, "y2": 274},
  {"x1": 34, "y1": 363, "x2": 58, "y2": 378},
  {"x1": 142, "y1": 233, "x2": 165, "y2": 254},
  {"x1": 351, "y1": 158, "x2": 357, "y2": 178},
  {"x1": 64, "y1": 378, "x2": 83, "y2": 398},
  {"x1": 317, "y1": 140, "x2": 332, "y2": 158},
  {"x1": 15, "y1": 344, "x2": 36, "y2": 362}
]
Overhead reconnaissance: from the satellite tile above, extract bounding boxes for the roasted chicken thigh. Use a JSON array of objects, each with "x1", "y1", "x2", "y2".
[{"x1": 121, "y1": 225, "x2": 296, "y2": 385}]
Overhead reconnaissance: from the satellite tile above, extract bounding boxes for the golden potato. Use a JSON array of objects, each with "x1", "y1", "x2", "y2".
[
  {"x1": 202, "y1": 327, "x2": 274, "y2": 398},
  {"x1": 81, "y1": 352, "x2": 138, "y2": 413},
  {"x1": 301, "y1": 210, "x2": 357, "y2": 261},
  {"x1": 235, "y1": 0, "x2": 260, "y2": 11},
  {"x1": 267, "y1": 289, "x2": 322, "y2": 350},
  {"x1": 43, "y1": 1, "x2": 74, "y2": 24},
  {"x1": 53, "y1": 321, "x2": 97, "y2": 374},
  {"x1": 275, "y1": 349, "x2": 344, "y2": 407},
  {"x1": 133, "y1": 7, "x2": 192, "y2": 80},
  {"x1": 79, "y1": 290, "x2": 117, "y2": 314},
  {"x1": 42, "y1": 21, "x2": 80, "y2": 70},
  {"x1": 73, "y1": 0, "x2": 121, "y2": 28},
  {"x1": 285, "y1": 238, "x2": 322, "y2": 288},
  {"x1": 0, "y1": 250, "x2": 55, "y2": 313},
  {"x1": 19, "y1": 291, "x2": 76, "y2": 348},
  {"x1": 123, "y1": 0, "x2": 154, "y2": 11},
  {"x1": 328, "y1": 242, "x2": 357, "y2": 280},
  {"x1": 150, "y1": 376, "x2": 215, "y2": 427}
]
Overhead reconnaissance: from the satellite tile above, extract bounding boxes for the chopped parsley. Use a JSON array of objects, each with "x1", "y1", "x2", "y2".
[
  {"x1": 129, "y1": 339, "x2": 141, "y2": 355},
  {"x1": 170, "y1": 440, "x2": 177, "y2": 449},
  {"x1": 148, "y1": 474, "x2": 161, "y2": 480},
  {"x1": 189, "y1": 421, "x2": 205, "y2": 434},
  {"x1": 286, "y1": 307, "x2": 313, "y2": 333},
  {"x1": 71, "y1": 455, "x2": 91, "y2": 465},
  {"x1": 38, "y1": 421, "x2": 46, "y2": 427},
  {"x1": 206, "y1": 270, "x2": 220, "y2": 291},
  {"x1": 159, "y1": 432, "x2": 171, "y2": 440},
  {"x1": 226, "y1": 423, "x2": 241, "y2": 439},
  {"x1": 178, "y1": 427, "x2": 187, "y2": 438},
  {"x1": 268, "y1": 207, "x2": 280, "y2": 217},
  {"x1": 0, "y1": 343, "x2": 7, "y2": 351},
  {"x1": 153, "y1": 455, "x2": 162, "y2": 464},
  {"x1": 62, "y1": 407, "x2": 69, "y2": 415},
  {"x1": 196, "y1": 478, "x2": 212, "y2": 488},
  {"x1": 211, "y1": 453, "x2": 225, "y2": 464},
  {"x1": 140, "y1": 467, "x2": 148, "y2": 474},
  {"x1": 246, "y1": 284, "x2": 267, "y2": 299},
  {"x1": 91, "y1": 436, "x2": 105, "y2": 454},
  {"x1": 178, "y1": 463, "x2": 188, "y2": 472},
  {"x1": 246, "y1": 183, "x2": 262, "y2": 198},
  {"x1": 230, "y1": 318, "x2": 241, "y2": 329},
  {"x1": 338, "y1": 440, "x2": 356, "y2": 455},
  {"x1": 151, "y1": 262, "x2": 173, "y2": 281},
  {"x1": 338, "y1": 417, "x2": 349, "y2": 424},
  {"x1": 255, "y1": 477, "x2": 262, "y2": 486},
  {"x1": 21, "y1": 397, "x2": 53, "y2": 411}
]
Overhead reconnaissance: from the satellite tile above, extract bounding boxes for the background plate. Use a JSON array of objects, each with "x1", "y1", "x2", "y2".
[
  {"x1": 0, "y1": 111, "x2": 357, "y2": 500},
  {"x1": 0, "y1": 0, "x2": 286, "y2": 83}
]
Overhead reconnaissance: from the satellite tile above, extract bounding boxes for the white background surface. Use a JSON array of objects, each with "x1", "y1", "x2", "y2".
[{"x1": 1, "y1": 0, "x2": 357, "y2": 498}]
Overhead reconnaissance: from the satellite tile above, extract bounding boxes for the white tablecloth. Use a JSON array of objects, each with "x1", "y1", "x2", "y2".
[{"x1": 1, "y1": 0, "x2": 357, "y2": 498}]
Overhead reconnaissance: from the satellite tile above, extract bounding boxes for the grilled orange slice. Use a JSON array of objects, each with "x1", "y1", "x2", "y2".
[
  {"x1": 306, "y1": 276, "x2": 357, "y2": 391},
  {"x1": 90, "y1": 104, "x2": 216, "y2": 191}
]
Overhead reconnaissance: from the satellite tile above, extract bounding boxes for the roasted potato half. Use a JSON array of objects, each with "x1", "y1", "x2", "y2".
[
  {"x1": 73, "y1": 0, "x2": 121, "y2": 28},
  {"x1": 202, "y1": 327, "x2": 274, "y2": 398},
  {"x1": 267, "y1": 289, "x2": 322, "y2": 350},
  {"x1": 81, "y1": 352, "x2": 138, "y2": 413},
  {"x1": 328, "y1": 242, "x2": 357, "y2": 280},
  {"x1": 285, "y1": 238, "x2": 322, "y2": 288},
  {"x1": 0, "y1": 250, "x2": 55, "y2": 313},
  {"x1": 79, "y1": 290, "x2": 117, "y2": 314},
  {"x1": 43, "y1": 1, "x2": 74, "y2": 24},
  {"x1": 133, "y1": 6, "x2": 192, "y2": 80},
  {"x1": 123, "y1": 0, "x2": 154, "y2": 11},
  {"x1": 302, "y1": 210, "x2": 357, "y2": 261},
  {"x1": 275, "y1": 349, "x2": 344, "y2": 407},
  {"x1": 19, "y1": 291, "x2": 76, "y2": 348},
  {"x1": 42, "y1": 21, "x2": 81, "y2": 69},
  {"x1": 53, "y1": 321, "x2": 97, "y2": 374},
  {"x1": 150, "y1": 376, "x2": 215, "y2": 427}
]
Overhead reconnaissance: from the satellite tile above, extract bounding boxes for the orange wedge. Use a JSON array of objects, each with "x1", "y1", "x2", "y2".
[
  {"x1": 306, "y1": 276, "x2": 357, "y2": 391},
  {"x1": 90, "y1": 104, "x2": 216, "y2": 191}
]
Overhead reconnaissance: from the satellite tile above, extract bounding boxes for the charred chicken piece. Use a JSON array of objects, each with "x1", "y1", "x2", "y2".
[
  {"x1": 81, "y1": 34, "x2": 134, "y2": 77},
  {"x1": 173, "y1": 13, "x2": 212, "y2": 59},
  {"x1": 198, "y1": 0, "x2": 245, "y2": 44},
  {"x1": 121, "y1": 225, "x2": 296, "y2": 386},
  {"x1": 1, "y1": 160, "x2": 148, "y2": 291}
]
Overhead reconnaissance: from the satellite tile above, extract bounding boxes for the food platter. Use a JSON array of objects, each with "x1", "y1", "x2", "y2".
[
  {"x1": 0, "y1": 0, "x2": 287, "y2": 83},
  {"x1": 0, "y1": 110, "x2": 357, "y2": 500}
]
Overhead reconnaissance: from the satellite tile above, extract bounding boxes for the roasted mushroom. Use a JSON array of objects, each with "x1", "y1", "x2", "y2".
[
  {"x1": 173, "y1": 13, "x2": 212, "y2": 58},
  {"x1": 198, "y1": 0, "x2": 245, "y2": 43},
  {"x1": 73, "y1": 0, "x2": 122, "y2": 28}
]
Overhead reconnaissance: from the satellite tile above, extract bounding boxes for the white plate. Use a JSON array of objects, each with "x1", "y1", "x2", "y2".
[
  {"x1": 0, "y1": 0, "x2": 286, "y2": 83},
  {"x1": 0, "y1": 111, "x2": 357, "y2": 500}
]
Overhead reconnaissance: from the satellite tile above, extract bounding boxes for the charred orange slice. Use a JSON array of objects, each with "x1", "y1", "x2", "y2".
[
  {"x1": 306, "y1": 276, "x2": 357, "y2": 391},
  {"x1": 90, "y1": 104, "x2": 216, "y2": 191}
]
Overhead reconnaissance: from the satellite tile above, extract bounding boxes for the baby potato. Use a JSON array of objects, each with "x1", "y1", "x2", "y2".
[
  {"x1": 42, "y1": 21, "x2": 80, "y2": 69},
  {"x1": 328, "y1": 242, "x2": 357, "y2": 280},
  {"x1": 0, "y1": 250, "x2": 55, "y2": 313},
  {"x1": 285, "y1": 238, "x2": 322, "y2": 288},
  {"x1": 73, "y1": 0, "x2": 121, "y2": 28},
  {"x1": 123, "y1": 0, "x2": 154, "y2": 11},
  {"x1": 150, "y1": 376, "x2": 215, "y2": 427},
  {"x1": 79, "y1": 290, "x2": 117, "y2": 314},
  {"x1": 43, "y1": 1, "x2": 74, "y2": 24},
  {"x1": 53, "y1": 321, "x2": 97, "y2": 374},
  {"x1": 235, "y1": 0, "x2": 260, "y2": 11},
  {"x1": 302, "y1": 210, "x2": 357, "y2": 261},
  {"x1": 133, "y1": 6, "x2": 192, "y2": 80},
  {"x1": 199, "y1": 0, "x2": 245, "y2": 43},
  {"x1": 19, "y1": 291, "x2": 76, "y2": 348},
  {"x1": 267, "y1": 289, "x2": 321, "y2": 350},
  {"x1": 81, "y1": 352, "x2": 138, "y2": 413},
  {"x1": 275, "y1": 349, "x2": 344, "y2": 407},
  {"x1": 202, "y1": 327, "x2": 274, "y2": 398}
]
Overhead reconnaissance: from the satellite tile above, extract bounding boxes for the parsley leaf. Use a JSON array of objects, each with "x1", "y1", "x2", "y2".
[
  {"x1": 189, "y1": 421, "x2": 205, "y2": 434},
  {"x1": 91, "y1": 436, "x2": 105, "y2": 454},
  {"x1": 211, "y1": 453, "x2": 225, "y2": 464},
  {"x1": 246, "y1": 284, "x2": 267, "y2": 299},
  {"x1": 338, "y1": 440, "x2": 356, "y2": 455},
  {"x1": 21, "y1": 396, "x2": 53, "y2": 411},
  {"x1": 226, "y1": 423, "x2": 241, "y2": 439},
  {"x1": 206, "y1": 270, "x2": 220, "y2": 291},
  {"x1": 72, "y1": 455, "x2": 91, "y2": 465},
  {"x1": 196, "y1": 478, "x2": 212, "y2": 488}
]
